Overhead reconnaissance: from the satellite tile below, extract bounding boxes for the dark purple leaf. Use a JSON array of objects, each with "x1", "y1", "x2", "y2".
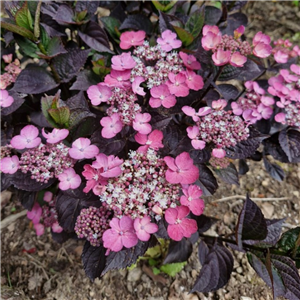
[
  {"x1": 196, "y1": 164, "x2": 218, "y2": 196},
  {"x1": 40, "y1": 2, "x2": 60, "y2": 18},
  {"x1": 191, "y1": 214, "x2": 218, "y2": 234},
  {"x1": 110, "y1": 2, "x2": 126, "y2": 22},
  {"x1": 13, "y1": 64, "x2": 59, "y2": 94},
  {"x1": 119, "y1": 14, "x2": 153, "y2": 34},
  {"x1": 279, "y1": 128, "x2": 300, "y2": 163},
  {"x1": 1, "y1": 173, "x2": 12, "y2": 191},
  {"x1": 238, "y1": 59, "x2": 265, "y2": 81},
  {"x1": 223, "y1": 1, "x2": 247, "y2": 11},
  {"x1": 204, "y1": 6, "x2": 222, "y2": 25},
  {"x1": 150, "y1": 114, "x2": 172, "y2": 130},
  {"x1": 40, "y1": 14, "x2": 66, "y2": 37},
  {"x1": 263, "y1": 156, "x2": 285, "y2": 182},
  {"x1": 155, "y1": 218, "x2": 169, "y2": 239},
  {"x1": 1, "y1": 90, "x2": 25, "y2": 116},
  {"x1": 16, "y1": 191, "x2": 36, "y2": 210},
  {"x1": 78, "y1": 21, "x2": 113, "y2": 54},
  {"x1": 70, "y1": 70, "x2": 99, "y2": 91},
  {"x1": 220, "y1": 12, "x2": 248, "y2": 36},
  {"x1": 53, "y1": 4, "x2": 76, "y2": 25},
  {"x1": 236, "y1": 194, "x2": 267, "y2": 249},
  {"x1": 263, "y1": 133, "x2": 289, "y2": 163},
  {"x1": 45, "y1": 37, "x2": 67, "y2": 58},
  {"x1": 191, "y1": 241, "x2": 233, "y2": 293},
  {"x1": 214, "y1": 162, "x2": 240, "y2": 186},
  {"x1": 30, "y1": 111, "x2": 52, "y2": 128},
  {"x1": 190, "y1": 148, "x2": 211, "y2": 164},
  {"x1": 163, "y1": 239, "x2": 193, "y2": 264},
  {"x1": 216, "y1": 84, "x2": 239, "y2": 101},
  {"x1": 82, "y1": 241, "x2": 107, "y2": 281},
  {"x1": 238, "y1": 159, "x2": 249, "y2": 175},
  {"x1": 159, "y1": 12, "x2": 183, "y2": 33},
  {"x1": 51, "y1": 230, "x2": 76, "y2": 244},
  {"x1": 75, "y1": 1, "x2": 100, "y2": 17},
  {"x1": 218, "y1": 64, "x2": 242, "y2": 81}
]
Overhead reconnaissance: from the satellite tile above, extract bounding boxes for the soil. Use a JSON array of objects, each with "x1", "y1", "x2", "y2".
[{"x1": 1, "y1": 2, "x2": 300, "y2": 300}]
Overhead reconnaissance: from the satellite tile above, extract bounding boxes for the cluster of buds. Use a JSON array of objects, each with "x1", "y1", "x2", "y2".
[
  {"x1": 87, "y1": 29, "x2": 204, "y2": 139},
  {"x1": 232, "y1": 81, "x2": 274, "y2": 124},
  {"x1": 202, "y1": 25, "x2": 272, "y2": 67},
  {"x1": 183, "y1": 100, "x2": 250, "y2": 158},
  {"x1": 209, "y1": 156, "x2": 231, "y2": 169},
  {"x1": 0, "y1": 54, "x2": 22, "y2": 90},
  {"x1": 272, "y1": 39, "x2": 300, "y2": 64}
]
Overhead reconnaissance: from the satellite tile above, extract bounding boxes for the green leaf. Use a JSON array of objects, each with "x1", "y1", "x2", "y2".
[
  {"x1": 185, "y1": 9, "x2": 205, "y2": 38},
  {"x1": 152, "y1": 1, "x2": 177, "y2": 12},
  {"x1": 40, "y1": 26, "x2": 50, "y2": 49},
  {"x1": 173, "y1": 26, "x2": 194, "y2": 47},
  {"x1": 101, "y1": 16, "x2": 121, "y2": 41},
  {"x1": 76, "y1": 10, "x2": 88, "y2": 22},
  {"x1": 145, "y1": 245, "x2": 162, "y2": 259},
  {"x1": 15, "y1": 2, "x2": 33, "y2": 31},
  {"x1": 1, "y1": 21, "x2": 37, "y2": 41},
  {"x1": 152, "y1": 267, "x2": 161, "y2": 275},
  {"x1": 15, "y1": 36, "x2": 40, "y2": 58},
  {"x1": 160, "y1": 262, "x2": 187, "y2": 277},
  {"x1": 48, "y1": 106, "x2": 70, "y2": 127}
]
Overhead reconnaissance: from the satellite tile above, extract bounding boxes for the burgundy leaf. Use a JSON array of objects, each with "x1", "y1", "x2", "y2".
[
  {"x1": 119, "y1": 14, "x2": 153, "y2": 34},
  {"x1": 155, "y1": 219, "x2": 170, "y2": 240},
  {"x1": 189, "y1": 148, "x2": 211, "y2": 164},
  {"x1": 70, "y1": 70, "x2": 99, "y2": 91},
  {"x1": 263, "y1": 156, "x2": 285, "y2": 182},
  {"x1": 195, "y1": 164, "x2": 218, "y2": 196},
  {"x1": 191, "y1": 214, "x2": 219, "y2": 234},
  {"x1": 17, "y1": 190, "x2": 36, "y2": 210},
  {"x1": 53, "y1": 4, "x2": 76, "y2": 25},
  {"x1": 214, "y1": 162, "x2": 240, "y2": 186},
  {"x1": 163, "y1": 238, "x2": 193, "y2": 264},
  {"x1": 204, "y1": 6, "x2": 222, "y2": 25},
  {"x1": 220, "y1": 12, "x2": 248, "y2": 36},
  {"x1": 279, "y1": 128, "x2": 300, "y2": 163},
  {"x1": 216, "y1": 84, "x2": 239, "y2": 101},
  {"x1": 238, "y1": 159, "x2": 249, "y2": 175},
  {"x1": 159, "y1": 12, "x2": 183, "y2": 33},
  {"x1": 51, "y1": 230, "x2": 76, "y2": 244}
]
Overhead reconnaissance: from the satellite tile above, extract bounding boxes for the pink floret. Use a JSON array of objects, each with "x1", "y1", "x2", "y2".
[
  {"x1": 134, "y1": 216, "x2": 158, "y2": 241},
  {"x1": 120, "y1": 30, "x2": 146, "y2": 50},
  {"x1": 0, "y1": 155, "x2": 19, "y2": 174},
  {"x1": 11, "y1": 125, "x2": 41, "y2": 150}
]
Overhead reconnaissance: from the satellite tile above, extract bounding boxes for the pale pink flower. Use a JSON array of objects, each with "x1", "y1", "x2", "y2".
[
  {"x1": 133, "y1": 113, "x2": 152, "y2": 134},
  {"x1": 179, "y1": 52, "x2": 201, "y2": 70},
  {"x1": 2, "y1": 54, "x2": 13, "y2": 63},
  {"x1": 87, "y1": 84, "x2": 112, "y2": 105},
  {"x1": 92, "y1": 153, "x2": 123, "y2": 178},
  {"x1": 27, "y1": 202, "x2": 42, "y2": 224},
  {"x1": 212, "y1": 49, "x2": 231, "y2": 66},
  {"x1": 111, "y1": 52, "x2": 136, "y2": 71},
  {"x1": 166, "y1": 72, "x2": 189, "y2": 97},
  {"x1": 274, "y1": 112, "x2": 286, "y2": 124},
  {"x1": 186, "y1": 126, "x2": 206, "y2": 150},
  {"x1": 182, "y1": 106, "x2": 211, "y2": 122},
  {"x1": 180, "y1": 185, "x2": 205, "y2": 216},
  {"x1": 212, "y1": 99, "x2": 227, "y2": 110},
  {"x1": 34, "y1": 223, "x2": 45, "y2": 236},
  {"x1": 252, "y1": 32, "x2": 271, "y2": 46},
  {"x1": 257, "y1": 103, "x2": 273, "y2": 119},
  {"x1": 82, "y1": 165, "x2": 106, "y2": 194},
  {"x1": 0, "y1": 155, "x2": 19, "y2": 174},
  {"x1": 135, "y1": 130, "x2": 164, "y2": 154},
  {"x1": 43, "y1": 191, "x2": 53, "y2": 202},
  {"x1": 230, "y1": 52, "x2": 247, "y2": 67},
  {"x1": 253, "y1": 43, "x2": 272, "y2": 58},
  {"x1": 132, "y1": 76, "x2": 146, "y2": 96},
  {"x1": 134, "y1": 216, "x2": 158, "y2": 241},
  {"x1": 42, "y1": 128, "x2": 69, "y2": 144},
  {"x1": 201, "y1": 31, "x2": 222, "y2": 51},
  {"x1": 245, "y1": 81, "x2": 265, "y2": 95},
  {"x1": 202, "y1": 25, "x2": 220, "y2": 36},
  {"x1": 260, "y1": 96, "x2": 274, "y2": 106},
  {"x1": 164, "y1": 152, "x2": 199, "y2": 184},
  {"x1": 58, "y1": 168, "x2": 82, "y2": 190},
  {"x1": 52, "y1": 222, "x2": 63, "y2": 233},
  {"x1": 104, "y1": 70, "x2": 131, "y2": 88},
  {"x1": 102, "y1": 216, "x2": 138, "y2": 253},
  {"x1": 0, "y1": 89, "x2": 14, "y2": 108},
  {"x1": 274, "y1": 50, "x2": 289, "y2": 64},
  {"x1": 10, "y1": 125, "x2": 41, "y2": 150},
  {"x1": 120, "y1": 30, "x2": 146, "y2": 49},
  {"x1": 157, "y1": 30, "x2": 182, "y2": 52},
  {"x1": 291, "y1": 64, "x2": 300, "y2": 75},
  {"x1": 149, "y1": 84, "x2": 176, "y2": 108},
  {"x1": 279, "y1": 70, "x2": 298, "y2": 83},
  {"x1": 100, "y1": 113, "x2": 123, "y2": 138},
  {"x1": 185, "y1": 70, "x2": 204, "y2": 91},
  {"x1": 234, "y1": 25, "x2": 245, "y2": 39},
  {"x1": 69, "y1": 138, "x2": 99, "y2": 160},
  {"x1": 212, "y1": 148, "x2": 226, "y2": 158},
  {"x1": 165, "y1": 205, "x2": 197, "y2": 241},
  {"x1": 231, "y1": 102, "x2": 243, "y2": 115}
]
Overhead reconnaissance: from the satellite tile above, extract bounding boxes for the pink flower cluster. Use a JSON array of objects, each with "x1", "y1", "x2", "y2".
[
  {"x1": 87, "y1": 30, "x2": 204, "y2": 139},
  {"x1": 272, "y1": 39, "x2": 300, "y2": 64},
  {"x1": 202, "y1": 26, "x2": 272, "y2": 67},
  {"x1": 27, "y1": 192, "x2": 63, "y2": 236},
  {"x1": 231, "y1": 81, "x2": 274, "y2": 124},
  {"x1": 269, "y1": 64, "x2": 300, "y2": 128},
  {"x1": 183, "y1": 100, "x2": 250, "y2": 158},
  {"x1": 0, "y1": 54, "x2": 22, "y2": 89},
  {"x1": 209, "y1": 156, "x2": 230, "y2": 169}
]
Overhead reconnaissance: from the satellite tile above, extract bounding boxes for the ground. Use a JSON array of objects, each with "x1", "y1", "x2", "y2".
[{"x1": 1, "y1": 2, "x2": 300, "y2": 300}]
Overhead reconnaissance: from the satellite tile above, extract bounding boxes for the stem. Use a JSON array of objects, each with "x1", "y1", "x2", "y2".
[{"x1": 34, "y1": 1, "x2": 42, "y2": 39}]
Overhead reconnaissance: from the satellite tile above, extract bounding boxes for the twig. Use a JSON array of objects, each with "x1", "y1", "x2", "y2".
[
  {"x1": 0, "y1": 210, "x2": 27, "y2": 229},
  {"x1": 212, "y1": 195, "x2": 290, "y2": 203}
]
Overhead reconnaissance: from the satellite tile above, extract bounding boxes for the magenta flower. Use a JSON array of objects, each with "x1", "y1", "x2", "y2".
[
  {"x1": 201, "y1": 31, "x2": 222, "y2": 51},
  {"x1": 34, "y1": 223, "x2": 45, "y2": 236},
  {"x1": 157, "y1": 30, "x2": 182, "y2": 52},
  {"x1": 275, "y1": 112, "x2": 286, "y2": 124},
  {"x1": 42, "y1": 128, "x2": 69, "y2": 144},
  {"x1": 165, "y1": 205, "x2": 197, "y2": 241},
  {"x1": 132, "y1": 76, "x2": 146, "y2": 96},
  {"x1": 180, "y1": 185, "x2": 205, "y2": 216},
  {"x1": 87, "y1": 84, "x2": 112, "y2": 105},
  {"x1": 185, "y1": 70, "x2": 204, "y2": 91},
  {"x1": 166, "y1": 72, "x2": 189, "y2": 97},
  {"x1": 274, "y1": 50, "x2": 289, "y2": 64},
  {"x1": 69, "y1": 138, "x2": 99, "y2": 160},
  {"x1": 202, "y1": 25, "x2": 220, "y2": 36},
  {"x1": 58, "y1": 167, "x2": 82, "y2": 190},
  {"x1": 186, "y1": 126, "x2": 206, "y2": 150},
  {"x1": 182, "y1": 106, "x2": 211, "y2": 122},
  {"x1": 43, "y1": 191, "x2": 53, "y2": 202},
  {"x1": 212, "y1": 148, "x2": 226, "y2": 158},
  {"x1": 212, "y1": 99, "x2": 227, "y2": 110},
  {"x1": 0, "y1": 155, "x2": 19, "y2": 174},
  {"x1": 230, "y1": 52, "x2": 247, "y2": 67},
  {"x1": 111, "y1": 52, "x2": 136, "y2": 71},
  {"x1": 0, "y1": 89, "x2": 14, "y2": 108},
  {"x1": 234, "y1": 25, "x2": 245, "y2": 39},
  {"x1": 120, "y1": 30, "x2": 146, "y2": 49},
  {"x1": 231, "y1": 102, "x2": 243, "y2": 115},
  {"x1": 100, "y1": 113, "x2": 123, "y2": 138},
  {"x1": 102, "y1": 216, "x2": 138, "y2": 253},
  {"x1": 27, "y1": 202, "x2": 42, "y2": 224},
  {"x1": 179, "y1": 52, "x2": 201, "y2": 70},
  {"x1": 164, "y1": 152, "x2": 199, "y2": 184},
  {"x1": 135, "y1": 130, "x2": 164, "y2": 154},
  {"x1": 253, "y1": 42, "x2": 272, "y2": 58},
  {"x1": 252, "y1": 32, "x2": 271, "y2": 46},
  {"x1": 133, "y1": 113, "x2": 152, "y2": 134},
  {"x1": 52, "y1": 222, "x2": 63, "y2": 233},
  {"x1": 291, "y1": 64, "x2": 300, "y2": 75},
  {"x1": 92, "y1": 153, "x2": 123, "y2": 178},
  {"x1": 134, "y1": 216, "x2": 158, "y2": 241},
  {"x1": 212, "y1": 49, "x2": 231, "y2": 66},
  {"x1": 2, "y1": 54, "x2": 13, "y2": 63},
  {"x1": 104, "y1": 70, "x2": 131, "y2": 88},
  {"x1": 149, "y1": 84, "x2": 176, "y2": 108},
  {"x1": 10, "y1": 125, "x2": 41, "y2": 150}
]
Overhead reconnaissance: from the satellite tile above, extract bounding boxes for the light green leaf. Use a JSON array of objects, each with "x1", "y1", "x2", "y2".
[
  {"x1": 15, "y1": 2, "x2": 33, "y2": 31},
  {"x1": 185, "y1": 9, "x2": 205, "y2": 38},
  {"x1": 173, "y1": 26, "x2": 194, "y2": 47},
  {"x1": 160, "y1": 261, "x2": 187, "y2": 277}
]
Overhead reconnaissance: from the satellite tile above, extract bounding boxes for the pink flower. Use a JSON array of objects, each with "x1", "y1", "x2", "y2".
[
  {"x1": 132, "y1": 76, "x2": 146, "y2": 96},
  {"x1": 180, "y1": 185, "x2": 205, "y2": 216},
  {"x1": 179, "y1": 52, "x2": 201, "y2": 70},
  {"x1": 157, "y1": 30, "x2": 182, "y2": 52},
  {"x1": 231, "y1": 102, "x2": 243, "y2": 115},
  {"x1": 134, "y1": 216, "x2": 158, "y2": 241},
  {"x1": 120, "y1": 30, "x2": 146, "y2": 49},
  {"x1": 102, "y1": 216, "x2": 138, "y2": 253},
  {"x1": 202, "y1": 25, "x2": 220, "y2": 36},
  {"x1": 104, "y1": 70, "x2": 131, "y2": 88},
  {"x1": 58, "y1": 168, "x2": 82, "y2": 190},
  {"x1": 182, "y1": 106, "x2": 211, "y2": 122},
  {"x1": 43, "y1": 191, "x2": 53, "y2": 202},
  {"x1": 52, "y1": 222, "x2": 63, "y2": 233},
  {"x1": 212, "y1": 49, "x2": 231, "y2": 66},
  {"x1": 201, "y1": 31, "x2": 222, "y2": 51},
  {"x1": 0, "y1": 89, "x2": 14, "y2": 108},
  {"x1": 185, "y1": 70, "x2": 204, "y2": 91},
  {"x1": 257, "y1": 104, "x2": 273, "y2": 119},
  {"x1": 42, "y1": 128, "x2": 69, "y2": 144},
  {"x1": 135, "y1": 130, "x2": 164, "y2": 154},
  {"x1": 166, "y1": 72, "x2": 189, "y2": 97},
  {"x1": 2, "y1": 54, "x2": 13, "y2": 63},
  {"x1": 275, "y1": 112, "x2": 286, "y2": 124},
  {"x1": 149, "y1": 84, "x2": 176, "y2": 108},
  {"x1": 82, "y1": 165, "x2": 106, "y2": 194},
  {"x1": 253, "y1": 43, "x2": 272, "y2": 58},
  {"x1": 87, "y1": 84, "x2": 112, "y2": 105},
  {"x1": 234, "y1": 25, "x2": 245, "y2": 39},
  {"x1": 111, "y1": 52, "x2": 136, "y2": 71},
  {"x1": 291, "y1": 64, "x2": 300, "y2": 75},
  {"x1": 230, "y1": 52, "x2": 247, "y2": 67},
  {"x1": 0, "y1": 155, "x2": 19, "y2": 174},
  {"x1": 186, "y1": 126, "x2": 206, "y2": 150},
  {"x1": 165, "y1": 205, "x2": 197, "y2": 241},
  {"x1": 92, "y1": 153, "x2": 123, "y2": 178},
  {"x1": 34, "y1": 223, "x2": 45, "y2": 236},
  {"x1": 212, "y1": 148, "x2": 226, "y2": 158},
  {"x1": 279, "y1": 70, "x2": 298, "y2": 83},
  {"x1": 133, "y1": 113, "x2": 152, "y2": 134},
  {"x1": 27, "y1": 202, "x2": 42, "y2": 224},
  {"x1": 252, "y1": 32, "x2": 271, "y2": 46},
  {"x1": 164, "y1": 152, "x2": 199, "y2": 184},
  {"x1": 274, "y1": 50, "x2": 289, "y2": 64},
  {"x1": 69, "y1": 138, "x2": 99, "y2": 160},
  {"x1": 10, "y1": 125, "x2": 41, "y2": 150},
  {"x1": 245, "y1": 81, "x2": 265, "y2": 94},
  {"x1": 212, "y1": 99, "x2": 227, "y2": 110},
  {"x1": 100, "y1": 113, "x2": 123, "y2": 138}
]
